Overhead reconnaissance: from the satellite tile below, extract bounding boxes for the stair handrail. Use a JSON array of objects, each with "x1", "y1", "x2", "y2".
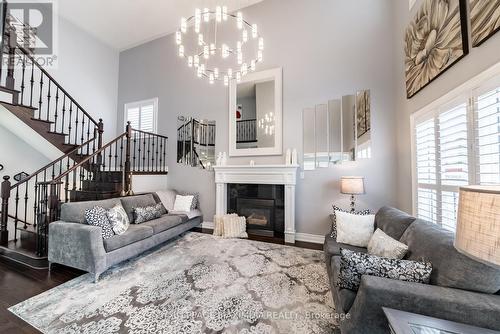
[
  {"x1": 39, "y1": 132, "x2": 128, "y2": 186},
  {"x1": 10, "y1": 136, "x2": 98, "y2": 190},
  {"x1": 15, "y1": 45, "x2": 99, "y2": 127}
]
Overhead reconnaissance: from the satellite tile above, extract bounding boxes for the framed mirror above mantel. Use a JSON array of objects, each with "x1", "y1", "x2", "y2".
[{"x1": 229, "y1": 67, "x2": 283, "y2": 157}]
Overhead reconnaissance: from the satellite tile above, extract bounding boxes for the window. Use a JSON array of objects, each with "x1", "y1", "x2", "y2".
[
  {"x1": 124, "y1": 98, "x2": 158, "y2": 133},
  {"x1": 412, "y1": 67, "x2": 500, "y2": 231}
]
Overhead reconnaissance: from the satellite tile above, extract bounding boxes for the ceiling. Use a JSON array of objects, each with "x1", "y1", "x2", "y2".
[{"x1": 54, "y1": 0, "x2": 264, "y2": 51}]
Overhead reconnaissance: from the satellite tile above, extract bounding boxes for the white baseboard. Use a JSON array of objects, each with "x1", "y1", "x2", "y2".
[
  {"x1": 200, "y1": 222, "x2": 325, "y2": 245},
  {"x1": 202, "y1": 221, "x2": 214, "y2": 229},
  {"x1": 294, "y1": 233, "x2": 325, "y2": 244}
]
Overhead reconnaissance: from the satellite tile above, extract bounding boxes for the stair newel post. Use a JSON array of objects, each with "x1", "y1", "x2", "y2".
[
  {"x1": 97, "y1": 118, "x2": 104, "y2": 165},
  {"x1": 1, "y1": 176, "x2": 10, "y2": 245},
  {"x1": 6, "y1": 26, "x2": 17, "y2": 100},
  {"x1": 124, "y1": 122, "x2": 132, "y2": 196}
]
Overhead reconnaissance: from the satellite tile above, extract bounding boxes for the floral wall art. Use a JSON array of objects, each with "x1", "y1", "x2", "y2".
[
  {"x1": 470, "y1": 0, "x2": 500, "y2": 47},
  {"x1": 405, "y1": 0, "x2": 469, "y2": 98}
]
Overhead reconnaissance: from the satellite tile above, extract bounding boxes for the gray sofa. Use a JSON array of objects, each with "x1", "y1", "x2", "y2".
[
  {"x1": 48, "y1": 193, "x2": 202, "y2": 282},
  {"x1": 324, "y1": 206, "x2": 500, "y2": 334}
]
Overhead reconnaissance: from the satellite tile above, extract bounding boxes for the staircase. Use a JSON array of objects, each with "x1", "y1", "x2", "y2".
[{"x1": 0, "y1": 1, "x2": 168, "y2": 268}]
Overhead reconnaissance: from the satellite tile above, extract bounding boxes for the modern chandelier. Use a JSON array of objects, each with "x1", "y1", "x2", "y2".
[{"x1": 176, "y1": 6, "x2": 264, "y2": 85}]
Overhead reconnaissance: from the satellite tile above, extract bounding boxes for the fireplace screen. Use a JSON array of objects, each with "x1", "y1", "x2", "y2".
[{"x1": 227, "y1": 184, "x2": 284, "y2": 238}]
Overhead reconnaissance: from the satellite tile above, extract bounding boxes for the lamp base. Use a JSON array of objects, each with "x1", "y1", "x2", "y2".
[{"x1": 350, "y1": 195, "x2": 356, "y2": 213}]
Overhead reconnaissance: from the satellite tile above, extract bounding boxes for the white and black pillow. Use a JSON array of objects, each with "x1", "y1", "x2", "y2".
[
  {"x1": 85, "y1": 206, "x2": 114, "y2": 239},
  {"x1": 330, "y1": 205, "x2": 371, "y2": 239},
  {"x1": 178, "y1": 191, "x2": 199, "y2": 210},
  {"x1": 337, "y1": 248, "x2": 432, "y2": 291},
  {"x1": 134, "y1": 203, "x2": 164, "y2": 224},
  {"x1": 107, "y1": 204, "x2": 130, "y2": 235}
]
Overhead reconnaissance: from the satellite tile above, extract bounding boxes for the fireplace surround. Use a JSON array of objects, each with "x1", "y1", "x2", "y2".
[{"x1": 213, "y1": 164, "x2": 299, "y2": 243}]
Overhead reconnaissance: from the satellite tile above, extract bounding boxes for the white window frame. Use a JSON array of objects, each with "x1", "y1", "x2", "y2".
[
  {"x1": 411, "y1": 62, "x2": 500, "y2": 223},
  {"x1": 124, "y1": 98, "x2": 158, "y2": 133}
]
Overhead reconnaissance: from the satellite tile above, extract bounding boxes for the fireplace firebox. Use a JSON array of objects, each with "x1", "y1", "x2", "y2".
[{"x1": 227, "y1": 184, "x2": 284, "y2": 239}]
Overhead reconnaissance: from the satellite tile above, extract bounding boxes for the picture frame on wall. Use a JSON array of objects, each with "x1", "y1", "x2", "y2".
[
  {"x1": 405, "y1": 0, "x2": 469, "y2": 98},
  {"x1": 470, "y1": 0, "x2": 500, "y2": 47}
]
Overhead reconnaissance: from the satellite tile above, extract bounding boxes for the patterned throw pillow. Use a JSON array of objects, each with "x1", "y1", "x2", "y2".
[
  {"x1": 85, "y1": 206, "x2": 114, "y2": 239},
  {"x1": 134, "y1": 203, "x2": 164, "y2": 224},
  {"x1": 330, "y1": 205, "x2": 371, "y2": 239},
  {"x1": 337, "y1": 249, "x2": 432, "y2": 291},
  {"x1": 107, "y1": 204, "x2": 130, "y2": 235},
  {"x1": 368, "y1": 228, "x2": 409, "y2": 259}
]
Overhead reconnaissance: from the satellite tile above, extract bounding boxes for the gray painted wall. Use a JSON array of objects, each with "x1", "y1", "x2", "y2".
[
  {"x1": 393, "y1": 0, "x2": 500, "y2": 214},
  {"x1": 117, "y1": 0, "x2": 399, "y2": 236},
  {"x1": 49, "y1": 16, "x2": 120, "y2": 140}
]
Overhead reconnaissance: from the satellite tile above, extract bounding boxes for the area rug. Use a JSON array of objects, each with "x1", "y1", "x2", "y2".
[{"x1": 9, "y1": 232, "x2": 338, "y2": 333}]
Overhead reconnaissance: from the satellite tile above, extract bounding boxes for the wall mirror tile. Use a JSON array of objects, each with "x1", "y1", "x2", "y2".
[
  {"x1": 229, "y1": 67, "x2": 282, "y2": 156},
  {"x1": 177, "y1": 116, "x2": 216, "y2": 170},
  {"x1": 303, "y1": 89, "x2": 372, "y2": 171}
]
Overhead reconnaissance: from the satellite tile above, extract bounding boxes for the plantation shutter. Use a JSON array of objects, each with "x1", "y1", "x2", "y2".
[
  {"x1": 415, "y1": 118, "x2": 438, "y2": 223},
  {"x1": 474, "y1": 86, "x2": 500, "y2": 185},
  {"x1": 125, "y1": 99, "x2": 157, "y2": 133}
]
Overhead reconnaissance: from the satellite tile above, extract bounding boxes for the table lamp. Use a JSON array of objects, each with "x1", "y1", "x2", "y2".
[
  {"x1": 455, "y1": 185, "x2": 500, "y2": 268},
  {"x1": 340, "y1": 176, "x2": 365, "y2": 213}
]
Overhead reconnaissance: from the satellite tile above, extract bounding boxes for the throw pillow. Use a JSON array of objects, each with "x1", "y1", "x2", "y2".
[
  {"x1": 336, "y1": 210, "x2": 375, "y2": 247},
  {"x1": 178, "y1": 191, "x2": 199, "y2": 210},
  {"x1": 368, "y1": 228, "x2": 408, "y2": 259},
  {"x1": 107, "y1": 204, "x2": 130, "y2": 235},
  {"x1": 85, "y1": 206, "x2": 114, "y2": 239},
  {"x1": 337, "y1": 249, "x2": 432, "y2": 291},
  {"x1": 155, "y1": 189, "x2": 178, "y2": 211},
  {"x1": 222, "y1": 214, "x2": 248, "y2": 239},
  {"x1": 330, "y1": 205, "x2": 371, "y2": 239},
  {"x1": 173, "y1": 195, "x2": 194, "y2": 212},
  {"x1": 213, "y1": 214, "x2": 229, "y2": 236},
  {"x1": 134, "y1": 203, "x2": 164, "y2": 224}
]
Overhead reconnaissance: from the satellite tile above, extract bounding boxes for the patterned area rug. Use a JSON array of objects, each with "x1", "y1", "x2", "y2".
[{"x1": 9, "y1": 232, "x2": 338, "y2": 333}]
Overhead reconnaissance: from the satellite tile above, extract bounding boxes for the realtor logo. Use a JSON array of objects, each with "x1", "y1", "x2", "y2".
[{"x1": 5, "y1": 0, "x2": 58, "y2": 67}]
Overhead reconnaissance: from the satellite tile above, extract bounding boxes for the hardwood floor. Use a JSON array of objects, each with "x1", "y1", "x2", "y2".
[
  {"x1": 0, "y1": 258, "x2": 82, "y2": 333},
  {"x1": 0, "y1": 229, "x2": 323, "y2": 333}
]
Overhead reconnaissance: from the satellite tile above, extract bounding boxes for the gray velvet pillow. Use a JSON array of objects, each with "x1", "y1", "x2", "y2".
[{"x1": 337, "y1": 249, "x2": 432, "y2": 291}]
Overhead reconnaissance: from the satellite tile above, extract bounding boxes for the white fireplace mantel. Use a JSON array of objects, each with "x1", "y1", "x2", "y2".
[{"x1": 213, "y1": 164, "x2": 299, "y2": 243}]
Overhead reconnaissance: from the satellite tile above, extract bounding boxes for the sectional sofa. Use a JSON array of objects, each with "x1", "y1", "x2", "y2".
[
  {"x1": 48, "y1": 193, "x2": 202, "y2": 282},
  {"x1": 324, "y1": 206, "x2": 500, "y2": 334}
]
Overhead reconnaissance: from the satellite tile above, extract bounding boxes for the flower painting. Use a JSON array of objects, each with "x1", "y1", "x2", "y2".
[
  {"x1": 470, "y1": 0, "x2": 500, "y2": 47},
  {"x1": 405, "y1": 0, "x2": 468, "y2": 98}
]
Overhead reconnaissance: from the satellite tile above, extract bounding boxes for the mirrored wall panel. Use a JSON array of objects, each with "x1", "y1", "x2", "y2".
[
  {"x1": 177, "y1": 116, "x2": 216, "y2": 170},
  {"x1": 303, "y1": 90, "x2": 371, "y2": 171},
  {"x1": 229, "y1": 68, "x2": 282, "y2": 156}
]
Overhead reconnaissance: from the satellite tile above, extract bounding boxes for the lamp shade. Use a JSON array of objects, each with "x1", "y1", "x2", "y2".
[
  {"x1": 455, "y1": 185, "x2": 500, "y2": 268},
  {"x1": 340, "y1": 176, "x2": 365, "y2": 195}
]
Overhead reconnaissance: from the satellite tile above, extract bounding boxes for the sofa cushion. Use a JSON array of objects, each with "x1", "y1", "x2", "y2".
[
  {"x1": 103, "y1": 224, "x2": 154, "y2": 252},
  {"x1": 120, "y1": 194, "x2": 158, "y2": 223},
  {"x1": 142, "y1": 214, "x2": 188, "y2": 234},
  {"x1": 400, "y1": 219, "x2": 500, "y2": 294},
  {"x1": 330, "y1": 256, "x2": 357, "y2": 312},
  {"x1": 375, "y1": 206, "x2": 416, "y2": 240},
  {"x1": 61, "y1": 198, "x2": 121, "y2": 224},
  {"x1": 155, "y1": 190, "x2": 178, "y2": 211},
  {"x1": 324, "y1": 233, "x2": 368, "y2": 259}
]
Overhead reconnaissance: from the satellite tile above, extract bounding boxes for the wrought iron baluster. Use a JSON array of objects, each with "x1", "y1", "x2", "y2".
[
  {"x1": 38, "y1": 73, "x2": 43, "y2": 119},
  {"x1": 80, "y1": 112, "x2": 85, "y2": 146},
  {"x1": 46, "y1": 81, "x2": 51, "y2": 122},
  {"x1": 61, "y1": 95, "x2": 66, "y2": 136},
  {"x1": 119, "y1": 137, "x2": 124, "y2": 171},
  {"x1": 74, "y1": 106, "x2": 79, "y2": 145},
  {"x1": 29, "y1": 59, "x2": 34, "y2": 107},
  {"x1": 68, "y1": 101, "x2": 73, "y2": 142},
  {"x1": 20, "y1": 54, "x2": 26, "y2": 105},
  {"x1": 54, "y1": 87, "x2": 59, "y2": 133},
  {"x1": 14, "y1": 186, "x2": 19, "y2": 240}
]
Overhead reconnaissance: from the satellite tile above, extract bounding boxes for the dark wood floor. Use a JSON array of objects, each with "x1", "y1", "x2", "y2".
[{"x1": 0, "y1": 229, "x2": 323, "y2": 333}]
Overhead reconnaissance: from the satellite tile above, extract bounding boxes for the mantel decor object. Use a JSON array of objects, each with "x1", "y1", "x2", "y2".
[{"x1": 340, "y1": 176, "x2": 365, "y2": 213}]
